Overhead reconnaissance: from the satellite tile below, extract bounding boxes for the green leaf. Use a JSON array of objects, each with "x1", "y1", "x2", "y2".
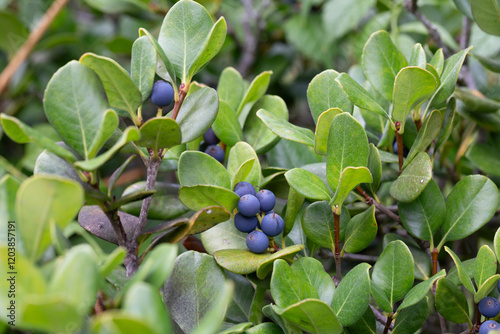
[
  {"x1": 332, "y1": 263, "x2": 371, "y2": 327},
  {"x1": 88, "y1": 109, "x2": 119, "y2": 159},
  {"x1": 404, "y1": 110, "x2": 443, "y2": 168},
  {"x1": 20, "y1": 297, "x2": 83, "y2": 333},
  {"x1": 330, "y1": 167, "x2": 372, "y2": 210},
  {"x1": 474, "y1": 275, "x2": 500, "y2": 303},
  {"x1": 164, "y1": 251, "x2": 226, "y2": 333},
  {"x1": 212, "y1": 101, "x2": 243, "y2": 147},
  {"x1": 225, "y1": 271, "x2": 254, "y2": 323},
  {"x1": 326, "y1": 112, "x2": 369, "y2": 192},
  {"x1": 362, "y1": 31, "x2": 408, "y2": 101},
  {"x1": 262, "y1": 304, "x2": 303, "y2": 334},
  {"x1": 435, "y1": 277, "x2": 472, "y2": 326},
  {"x1": 136, "y1": 117, "x2": 181, "y2": 150},
  {"x1": 371, "y1": 282, "x2": 393, "y2": 313},
  {"x1": 473, "y1": 52, "x2": 500, "y2": 73},
  {"x1": 257, "y1": 110, "x2": 315, "y2": 147},
  {"x1": 179, "y1": 150, "x2": 231, "y2": 188},
  {"x1": 255, "y1": 245, "x2": 306, "y2": 279},
  {"x1": 409, "y1": 43, "x2": 426, "y2": 68},
  {"x1": 43, "y1": 61, "x2": 110, "y2": 159},
  {"x1": 49, "y1": 245, "x2": 98, "y2": 313},
  {"x1": 201, "y1": 220, "x2": 247, "y2": 255},
  {"x1": 428, "y1": 47, "x2": 473, "y2": 109},
  {"x1": 430, "y1": 48, "x2": 445, "y2": 75},
  {"x1": 291, "y1": 257, "x2": 335, "y2": 306},
  {"x1": 372, "y1": 240, "x2": 415, "y2": 307},
  {"x1": 80, "y1": 53, "x2": 141, "y2": 122},
  {"x1": 100, "y1": 247, "x2": 126, "y2": 278},
  {"x1": 0, "y1": 176, "x2": 20, "y2": 244},
  {"x1": 347, "y1": 308, "x2": 376, "y2": 334},
  {"x1": 322, "y1": 0, "x2": 375, "y2": 42},
  {"x1": 307, "y1": 69, "x2": 353, "y2": 123},
  {"x1": 188, "y1": 16, "x2": 227, "y2": 78},
  {"x1": 237, "y1": 71, "x2": 272, "y2": 126},
  {"x1": 474, "y1": 245, "x2": 497, "y2": 287},
  {"x1": 444, "y1": 246, "x2": 476, "y2": 294},
  {"x1": 367, "y1": 144, "x2": 382, "y2": 192},
  {"x1": 78, "y1": 206, "x2": 137, "y2": 244},
  {"x1": 439, "y1": 175, "x2": 499, "y2": 246},
  {"x1": 454, "y1": 87, "x2": 500, "y2": 113},
  {"x1": 232, "y1": 159, "x2": 256, "y2": 190},
  {"x1": 158, "y1": 0, "x2": 218, "y2": 82},
  {"x1": 92, "y1": 312, "x2": 156, "y2": 334},
  {"x1": 0, "y1": 115, "x2": 76, "y2": 163},
  {"x1": 218, "y1": 67, "x2": 245, "y2": 112},
  {"x1": 314, "y1": 108, "x2": 343, "y2": 155},
  {"x1": 398, "y1": 179, "x2": 445, "y2": 243},
  {"x1": 176, "y1": 87, "x2": 219, "y2": 143},
  {"x1": 244, "y1": 323, "x2": 283, "y2": 334},
  {"x1": 285, "y1": 168, "x2": 331, "y2": 201},
  {"x1": 179, "y1": 184, "x2": 240, "y2": 212},
  {"x1": 494, "y1": 227, "x2": 500, "y2": 264},
  {"x1": 138, "y1": 28, "x2": 177, "y2": 89},
  {"x1": 192, "y1": 281, "x2": 234, "y2": 334},
  {"x1": 245, "y1": 95, "x2": 288, "y2": 154},
  {"x1": 434, "y1": 98, "x2": 456, "y2": 153},
  {"x1": 123, "y1": 282, "x2": 171, "y2": 334},
  {"x1": 391, "y1": 67, "x2": 437, "y2": 133},
  {"x1": 392, "y1": 298, "x2": 429, "y2": 334},
  {"x1": 271, "y1": 300, "x2": 343, "y2": 334},
  {"x1": 343, "y1": 205, "x2": 377, "y2": 253},
  {"x1": 466, "y1": 143, "x2": 500, "y2": 176},
  {"x1": 131, "y1": 36, "x2": 156, "y2": 102},
  {"x1": 227, "y1": 142, "x2": 262, "y2": 187},
  {"x1": 302, "y1": 201, "x2": 350, "y2": 250},
  {"x1": 397, "y1": 269, "x2": 446, "y2": 311},
  {"x1": 472, "y1": 0, "x2": 500, "y2": 36},
  {"x1": 17, "y1": 175, "x2": 84, "y2": 261},
  {"x1": 284, "y1": 187, "x2": 305, "y2": 237},
  {"x1": 74, "y1": 127, "x2": 140, "y2": 171},
  {"x1": 335, "y1": 73, "x2": 389, "y2": 120},
  {"x1": 389, "y1": 152, "x2": 432, "y2": 203}
]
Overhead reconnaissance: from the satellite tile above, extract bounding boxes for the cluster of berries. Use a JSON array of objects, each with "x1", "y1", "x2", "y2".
[
  {"x1": 233, "y1": 182, "x2": 284, "y2": 254},
  {"x1": 478, "y1": 281, "x2": 500, "y2": 334},
  {"x1": 200, "y1": 128, "x2": 224, "y2": 163}
]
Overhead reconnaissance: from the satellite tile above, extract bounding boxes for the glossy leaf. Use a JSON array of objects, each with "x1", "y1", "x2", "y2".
[
  {"x1": 439, "y1": 175, "x2": 499, "y2": 245},
  {"x1": 495, "y1": 227, "x2": 500, "y2": 264},
  {"x1": 131, "y1": 36, "x2": 156, "y2": 102},
  {"x1": 256, "y1": 245, "x2": 305, "y2": 279},
  {"x1": 218, "y1": 67, "x2": 245, "y2": 112},
  {"x1": 474, "y1": 245, "x2": 497, "y2": 288},
  {"x1": 330, "y1": 166, "x2": 372, "y2": 210},
  {"x1": 212, "y1": 100, "x2": 243, "y2": 147},
  {"x1": 314, "y1": 108, "x2": 343, "y2": 155},
  {"x1": 390, "y1": 152, "x2": 432, "y2": 203},
  {"x1": 466, "y1": 143, "x2": 500, "y2": 176},
  {"x1": 237, "y1": 71, "x2": 272, "y2": 126},
  {"x1": 257, "y1": 110, "x2": 315, "y2": 147},
  {"x1": 403, "y1": 110, "x2": 442, "y2": 167},
  {"x1": 372, "y1": 240, "x2": 414, "y2": 307},
  {"x1": 291, "y1": 257, "x2": 335, "y2": 306},
  {"x1": 471, "y1": 0, "x2": 500, "y2": 36},
  {"x1": 20, "y1": 297, "x2": 83, "y2": 333},
  {"x1": 136, "y1": 117, "x2": 181, "y2": 150},
  {"x1": 474, "y1": 275, "x2": 500, "y2": 303},
  {"x1": 192, "y1": 281, "x2": 234, "y2": 334},
  {"x1": 343, "y1": 205, "x2": 377, "y2": 253},
  {"x1": 332, "y1": 263, "x2": 371, "y2": 327},
  {"x1": 454, "y1": 87, "x2": 500, "y2": 113},
  {"x1": 335, "y1": 73, "x2": 389, "y2": 120},
  {"x1": 370, "y1": 283, "x2": 392, "y2": 313},
  {"x1": 392, "y1": 298, "x2": 429, "y2": 334},
  {"x1": 398, "y1": 269, "x2": 446, "y2": 311},
  {"x1": 78, "y1": 205, "x2": 137, "y2": 244},
  {"x1": 347, "y1": 307, "x2": 376, "y2": 334},
  {"x1": 0, "y1": 176, "x2": 19, "y2": 244},
  {"x1": 17, "y1": 175, "x2": 84, "y2": 261},
  {"x1": 326, "y1": 112, "x2": 369, "y2": 191},
  {"x1": 409, "y1": 43, "x2": 426, "y2": 68},
  {"x1": 176, "y1": 87, "x2": 218, "y2": 143},
  {"x1": 362, "y1": 30, "x2": 408, "y2": 101},
  {"x1": 285, "y1": 168, "x2": 331, "y2": 201},
  {"x1": 367, "y1": 144, "x2": 382, "y2": 192},
  {"x1": 284, "y1": 187, "x2": 305, "y2": 236},
  {"x1": 307, "y1": 69, "x2": 353, "y2": 123},
  {"x1": 178, "y1": 184, "x2": 240, "y2": 212},
  {"x1": 398, "y1": 179, "x2": 445, "y2": 243},
  {"x1": 92, "y1": 312, "x2": 156, "y2": 334},
  {"x1": 445, "y1": 246, "x2": 476, "y2": 294},
  {"x1": 107, "y1": 155, "x2": 136, "y2": 196},
  {"x1": 435, "y1": 98, "x2": 456, "y2": 152},
  {"x1": 227, "y1": 141, "x2": 262, "y2": 187},
  {"x1": 201, "y1": 220, "x2": 247, "y2": 255},
  {"x1": 430, "y1": 48, "x2": 445, "y2": 75},
  {"x1": 179, "y1": 150, "x2": 231, "y2": 189},
  {"x1": 80, "y1": 53, "x2": 141, "y2": 122},
  {"x1": 435, "y1": 277, "x2": 472, "y2": 326},
  {"x1": 391, "y1": 67, "x2": 437, "y2": 133}
]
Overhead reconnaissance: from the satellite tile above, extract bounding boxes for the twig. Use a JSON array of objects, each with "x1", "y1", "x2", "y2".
[
  {"x1": 370, "y1": 305, "x2": 394, "y2": 330},
  {"x1": 403, "y1": 0, "x2": 451, "y2": 57},
  {"x1": 171, "y1": 83, "x2": 187, "y2": 120},
  {"x1": 103, "y1": 209, "x2": 128, "y2": 247},
  {"x1": 333, "y1": 209, "x2": 342, "y2": 287},
  {"x1": 319, "y1": 249, "x2": 379, "y2": 263},
  {"x1": 383, "y1": 313, "x2": 394, "y2": 334},
  {"x1": 0, "y1": 0, "x2": 70, "y2": 96},
  {"x1": 357, "y1": 187, "x2": 401, "y2": 223}
]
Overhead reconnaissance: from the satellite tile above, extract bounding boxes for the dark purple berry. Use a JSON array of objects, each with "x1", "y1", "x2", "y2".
[
  {"x1": 480, "y1": 320, "x2": 500, "y2": 334},
  {"x1": 238, "y1": 194, "x2": 260, "y2": 217},
  {"x1": 234, "y1": 181, "x2": 256, "y2": 197},
  {"x1": 199, "y1": 141, "x2": 209, "y2": 152},
  {"x1": 479, "y1": 297, "x2": 500, "y2": 318},
  {"x1": 234, "y1": 213, "x2": 258, "y2": 233},
  {"x1": 203, "y1": 128, "x2": 220, "y2": 145},
  {"x1": 256, "y1": 189, "x2": 276, "y2": 212},
  {"x1": 261, "y1": 212, "x2": 284, "y2": 237},
  {"x1": 205, "y1": 145, "x2": 225, "y2": 163},
  {"x1": 246, "y1": 230, "x2": 269, "y2": 254},
  {"x1": 151, "y1": 80, "x2": 174, "y2": 107}
]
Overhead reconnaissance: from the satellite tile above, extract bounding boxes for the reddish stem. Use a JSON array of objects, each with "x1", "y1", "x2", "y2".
[
  {"x1": 395, "y1": 122, "x2": 404, "y2": 175},
  {"x1": 171, "y1": 84, "x2": 187, "y2": 120},
  {"x1": 333, "y1": 210, "x2": 341, "y2": 286},
  {"x1": 432, "y1": 248, "x2": 438, "y2": 275}
]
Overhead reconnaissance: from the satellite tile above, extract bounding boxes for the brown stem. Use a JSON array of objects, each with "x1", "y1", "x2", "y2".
[
  {"x1": 333, "y1": 209, "x2": 341, "y2": 287},
  {"x1": 395, "y1": 122, "x2": 404, "y2": 175},
  {"x1": 357, "y1": 186, "x2": 402, "y2": 223},
  {"x1": 432, "y1": 248, "x2": 439, "y2": 275},
  {"x1": 103, "y1": 209, "x2": 128, "y2": 247},
  {"x1": 383, "y1": 313, "x2": 393, "y2": 334},
  {"x1": 0, "y1": 0, "x2": 70, "y2": 96},
  {"x1": 171, "y1": 84, "x2": 187, "y2": 120},
  {"x1": 371, "y1": 305, "x2": 394, "y2": 330},
  {"x1": 476, "y1": 303, "x2": 482, "y2": 328},
  {"x1": 414, "y1": 118, "x2": 422, "y2": 131}
]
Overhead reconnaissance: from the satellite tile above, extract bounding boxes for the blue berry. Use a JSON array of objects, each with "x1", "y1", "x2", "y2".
[
  {"x1": 199, "y1": 141, "x2": 209, "y2": 152},
  {"x1": 480, "y1": 320, "x2": 500, "y2": 334},
  {"x1": 261, "y1": 212, "x2": 284, "y2": 237},
  {"x1": 234, "y1": 181, "x2": 256, "y2": 197},
  {"x1": 203, "y1": 128, "x2": 220, "y2": 145},
  {"x1": 234, "y1": 213, "x2": 258, "y2": 233},
  {"x1": 256, "y1": 189, "x2": 276, "y2": 212},
  {"x1": 205, "y1": 145, "x2": 225, "y2": 163},
  {"x1": 246, "y1": 230, "x2": 269, "y2": 254},
  {"x1": 151, "y1": 80, "x2": 174, "y2": 107},
  {"x1": 479, "y1": 297, "x2": 500, "y2": 318},
  {"x1": 238, "y1": 194, "x2": 260, "y2": 217}
]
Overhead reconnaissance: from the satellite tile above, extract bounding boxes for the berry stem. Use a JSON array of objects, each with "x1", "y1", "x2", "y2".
[
  {"x1": 333, "y1": 208, "x2": 342, "y2": 287},
  {"x1": 395, "y1": 122, "x2": 404, "y2": 175},
  {"x1": 171, "y1": 83, "x2": 188, "y2": 120}
]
